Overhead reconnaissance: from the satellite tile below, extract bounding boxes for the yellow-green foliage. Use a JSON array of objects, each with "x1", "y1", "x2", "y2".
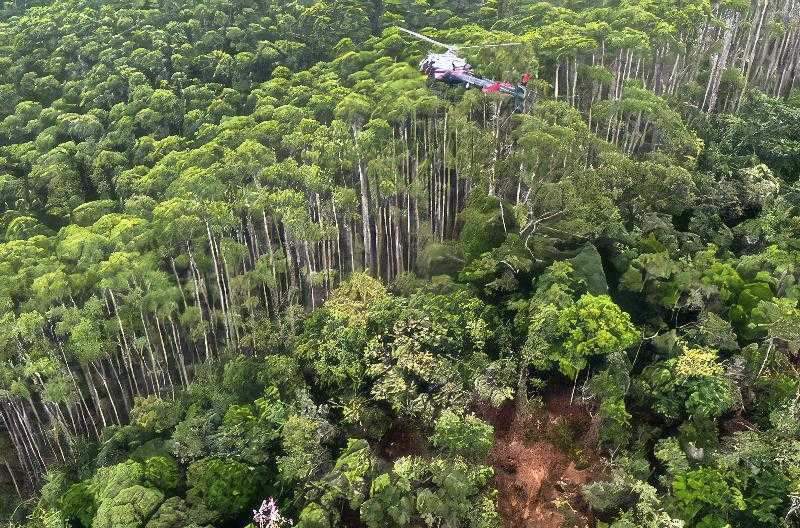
[
  {"x1": 527, "y1": 293, "x2": 639, "y2": 379},
  {"x1": 323, "y1": 272, "x2": 387, "y2": 326},
  {"x1": 675, "y1": 347, "x2": 724, "y2": 380}
]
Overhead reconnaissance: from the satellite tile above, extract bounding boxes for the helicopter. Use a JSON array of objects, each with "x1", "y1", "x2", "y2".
[{"x1": 398, "y1": 27, "x2": 530, "y2": 112}]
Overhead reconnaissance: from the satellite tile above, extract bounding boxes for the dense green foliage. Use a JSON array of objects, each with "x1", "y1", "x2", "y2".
[{"x1": 1, "y1": 0, "x2": 800, "y2": 526}]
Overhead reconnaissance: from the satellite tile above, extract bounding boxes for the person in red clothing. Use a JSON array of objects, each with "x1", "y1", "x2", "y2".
[{"x1": 521, "y1": 72, "x2": 530, "y2": 86}]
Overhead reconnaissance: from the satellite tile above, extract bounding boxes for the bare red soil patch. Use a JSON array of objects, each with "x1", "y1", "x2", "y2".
[{"x1": 480, "y1": 383, "x2": 600, "y2": 528}]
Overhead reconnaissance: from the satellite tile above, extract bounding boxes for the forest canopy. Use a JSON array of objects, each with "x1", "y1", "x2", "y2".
[{"x1": 0, "y1": 0, "x2": 800, "y2": 526}]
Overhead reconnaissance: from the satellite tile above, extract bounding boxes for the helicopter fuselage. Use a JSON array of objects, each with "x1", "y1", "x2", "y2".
[
  {"x1": 406, "y1": 29, "x2": 529, "y2": 112},
  {"x1": 418, "y1": 50, "x2": 473, "y2": 81},
  {"x1": 418, "y1": 51, "x2": 514, "y2": 91}
]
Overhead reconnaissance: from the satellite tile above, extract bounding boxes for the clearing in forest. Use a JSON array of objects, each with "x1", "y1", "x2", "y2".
[{"x1": 481, "y1": 383, "x2": 600, "y2": 528}]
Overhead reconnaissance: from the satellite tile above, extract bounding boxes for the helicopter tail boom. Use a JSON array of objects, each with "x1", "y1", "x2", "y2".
[
  {"x1": 447, "y1": 71, "x2": 528, "y2": 111},
  {"x1": 448, "y1": 71, "x2": 516, "y2": 93}
]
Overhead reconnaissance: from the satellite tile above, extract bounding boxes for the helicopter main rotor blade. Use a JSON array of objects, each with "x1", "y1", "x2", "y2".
[
  {"x1": 397, "y1": 27, "x2": 455, "y2": 51},
  {"x1": 457, "y1": 42, "x2": 523, "y2": 50}
]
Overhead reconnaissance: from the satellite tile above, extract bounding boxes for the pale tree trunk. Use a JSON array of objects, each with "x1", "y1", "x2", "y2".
[
  {"x1": 205, "y1": 222, "x2": 231, "y2": 345},
  {"x1": 5, "y1": 462, "x2": 21, "y2": 497},
  {"x1": 261, "y1": 211, "x2": 280, "y2": 307},
  {"x1": 571, "y1": 55, "x2": 578, "y2": 106},
  {"x1": 154, "y1": 317, "x2": 176, "y2": 398},
  {"x1": 737, "y1": 0, "x2": 769, "y2": 111},
  {"x1": 108, "y1": 290, "x2": 139, "y2": 396},
  {"x1": 1, "y1": 408, "x2": 36, "y2": 485},
  {"x1": 354, "y1": 127, "x2": 375, "y2": 275},
  {"x1": 282, "y1": 225, "x2": 301, "y2": 303},
  {"x1": 93, "y1": 362, "x2": 121, "y2": 424},
  {"x1": 187, "y1": 246, "x2": 212, "y2": 361},
  {"x1": 169, "y1": 316, "x2": 190, "y2": 386},
  {"x1": 140, "y1": 311, "x2": 163, "y2": 394},
  {"x1": 705, "y1": 12, "x2": 738, "y2": 113},
  {"x1": 171, "y1": 258, "x2": 188, "y2": 310},
  {"x1": 220, "y1": 253, "x2": 240, "y2": 348},
  {"x1": 331, "y1": 198, "x2": 343, "y2": 282},
  {"x1": 554, "y1": 60, "x2": 560, "y2": 99}
]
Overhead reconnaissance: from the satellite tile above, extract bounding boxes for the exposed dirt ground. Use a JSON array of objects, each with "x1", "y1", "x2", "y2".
[
  {"x1": 359, "y1": 382, "x2": 602, "y2": 528},
  {"x1": 478, "y1": 382, "x2": 601, "y2": 528}
]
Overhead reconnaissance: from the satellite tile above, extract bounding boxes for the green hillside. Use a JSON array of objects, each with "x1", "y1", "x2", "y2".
[{"x1": 1, "y1": 0, "x2": 799, "y2": 526}]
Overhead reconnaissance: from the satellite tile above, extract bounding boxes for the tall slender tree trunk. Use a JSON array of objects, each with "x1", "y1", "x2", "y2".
[
  {"x1": 331, "y1": 198, "x2": 343, "y2": 282},
  {"x1": 5, "y1": 462, "x2": 21, "y2": 497},
  {"x1": 187, "y1": 246, "x2": 212, "y2": 361},
  {"x1": 353, "y1": 126, "x2": 375, "y2": 276},
  {"x1": 554, "y1": 60, "x2": 560, "y2": 99},
  {"x1": 94, "y1": 362, "x2": 121, "y2": 424},
  {"x1": 706, "y1": 13, "x2": 738, "y2": 114},
  {"x1": 205, "y1": 221, "x2": 231, "y2": 344},
  {"x1": 155, "y1": 317, "x2": 176, "y2": 398},
  {"x1": 140, "y1": 310, "x2": 163, "y2": 394}
]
